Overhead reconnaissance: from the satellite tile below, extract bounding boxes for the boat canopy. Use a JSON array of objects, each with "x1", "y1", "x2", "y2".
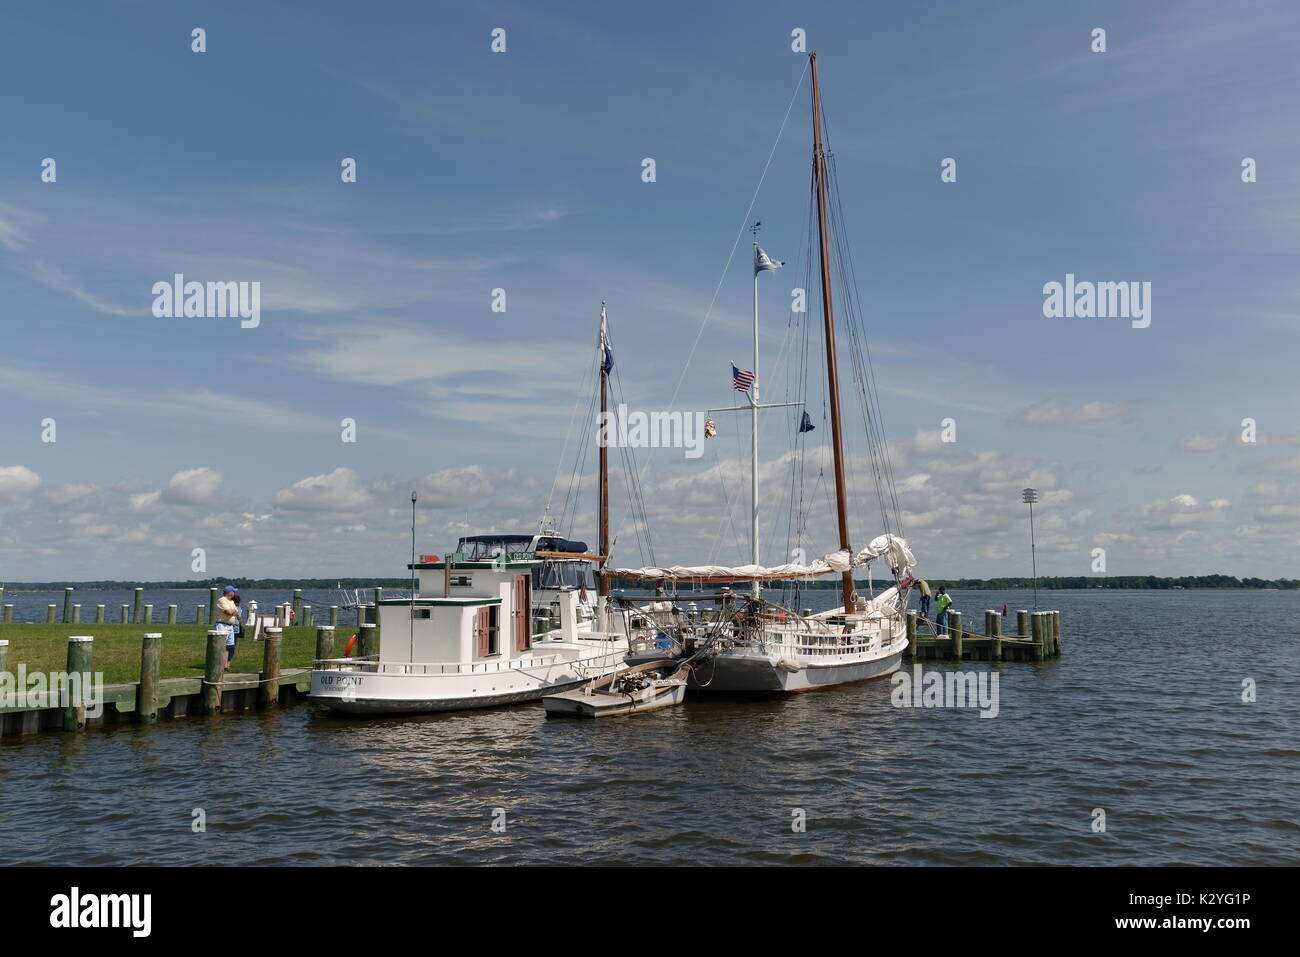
[{"x1": 456, "y1": 534, "x2": 589, "y2": 560}]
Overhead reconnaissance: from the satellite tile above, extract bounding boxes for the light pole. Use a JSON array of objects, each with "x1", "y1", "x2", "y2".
[{"x1": 1022, "y1": 487, "x2": 1039, "y2": 611}]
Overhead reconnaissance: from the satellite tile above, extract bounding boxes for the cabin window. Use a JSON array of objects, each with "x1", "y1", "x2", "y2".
[
  {"x1": 451, "y1": 575, "x2": 472, "y2": 587},
  {"x1": 413, "y1": 609, "x2": 431, "y2": 619}
]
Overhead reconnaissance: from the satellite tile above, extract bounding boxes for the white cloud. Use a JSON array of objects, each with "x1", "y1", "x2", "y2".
[
  {"x1": 274, "y1": 467, "x2": 373, "y2": 512},
  {"x1": 1178, "y1": 433, "x2": 1226, "y2": 452},
  {"x1": 161, "y1": 467, "x2": 224, "y2": 506},
  {"x1": 0, "y1": 466, "x2": 42, "y2": 502}
]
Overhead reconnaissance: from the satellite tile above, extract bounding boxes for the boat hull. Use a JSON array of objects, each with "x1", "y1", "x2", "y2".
[
  {"x1": 309, "y1": 646, "x2": 627, "y2": 715},
  {"x1": 543, "y1": 681, "x2": 686, "y2": 718},
  {"x1": 627, "y1": 643, "x2": 904, "y2": 693}
]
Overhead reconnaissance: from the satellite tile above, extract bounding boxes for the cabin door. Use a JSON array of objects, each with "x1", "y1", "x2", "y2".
[
  {"x1": 476, "y1": 606, "x2": 499, "y2": 657},
  {"x1": 513, "y1": 574, "x2": 531, "y2": 651}
]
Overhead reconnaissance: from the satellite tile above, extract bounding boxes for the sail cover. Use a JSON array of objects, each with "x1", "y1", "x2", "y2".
[{"x1": 610, "y1": 550, "x2": 852, "y2": 582}]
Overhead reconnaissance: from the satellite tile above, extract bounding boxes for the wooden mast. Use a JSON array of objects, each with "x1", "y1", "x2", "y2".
[
  {"x1": 810, "y1": 53, "x2": 857, "y2": 612},
  {"x1": 598, "y1": 303, "x2": 611, "y2": 600}
]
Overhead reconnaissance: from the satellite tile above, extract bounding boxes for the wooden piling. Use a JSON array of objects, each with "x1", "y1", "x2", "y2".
[
  {"x1": 1, "y1": 605, "x2": 11, "y2": 623},
  {"x1": 1053, "y1": 610, "x2": 1062, "y2": 655},
  {"x1": 119, "y1": 604, "x2": 129, "y2": 624},
  {"x1": 905, "y1": 611, "x2": 918, "y2": 659},
  {"x1": 329, "y1": 605, "x2": 339, "y2": 626},
  {"x1": 72, "y1": 603, "x2": 81, "y2": 624},
  {"x1": 196, "y1": 604, "x2": 206, "y2": 625},
  {"x1": 292, "y1": 589, "x2": 303, "y2": 624},
  {"x1": 133, "y1": 587, "x2": 144, "y2": 624},
  {"x1": 203, "y1": 630, "x2": 226, "y2": 715},
  {"x1": 0, "y1": 639, "x2": 8, "y2": 675},
  {"x1": 260, "y1": 627, "x2": 282, "y2": 708},
  {"x1": 1017, "y1": 609, "x2": 1029, "y2": 638},
  {"x1": 1031, "y1": 612, "x2": 1045, "y2": 661},
  {"x1": 95, "y1": 604, "x2": 105, "y2": 624},
  {"x1": 138, "y1": 633, "x2": 162, "y2": 724},
  {"x1": 357, "y1": 605, "x2": 367, "y2": 628},
  {"x1": 358, "y1": 622, "x2": 377, "y2": 659},
  {"x1": 302, "y1": 605, "x2": 313, "y2": 628},
  {"x1": 63, "y1": 636, "x2": 94, "y2": 731},
  {"x1": 0, "y1": 586, "x2": 4, "y2": 608},
  {"x1": 143, "y1": 604, "x2": 153, "y2": 625},
  {"x1": 986, "y1": 610, "x2": 1002, "y2": 662},
  {"x1": 62, "y1": 587, "x2": 74, "y2": 623},
  {"x1": 46, "y1": 604, "x2": 56, "y2": 623},
  {"x1": 208, "y1": 587, "x2": 218, "y2": 626},
  {"x1": 315, "y1": 625, "x2": 335, "y2": 662},
  {"x1": 949, "y1": 610, "x2": 963, "y2": 660},
  {"x1": 165, "y1": 604, "x2": 176, "y2": 624}
]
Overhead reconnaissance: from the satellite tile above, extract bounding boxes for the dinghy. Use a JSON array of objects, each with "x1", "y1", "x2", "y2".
[{"x1": 542, "y1": 659, "x2": 689, "y2": 718}]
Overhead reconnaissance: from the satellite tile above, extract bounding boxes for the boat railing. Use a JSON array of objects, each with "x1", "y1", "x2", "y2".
[{"x1": 312, "y1": 654, "x2": 567, "y2": 675}]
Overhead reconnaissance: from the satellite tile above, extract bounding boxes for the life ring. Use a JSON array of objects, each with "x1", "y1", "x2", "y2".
[{"x1": 344, "y1": 633, "x2": 360, "y2": 657}]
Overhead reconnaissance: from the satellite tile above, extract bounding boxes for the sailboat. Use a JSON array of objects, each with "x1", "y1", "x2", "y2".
[{"x1": 617, "y1": 53, "x2": 915, "y2": 691}]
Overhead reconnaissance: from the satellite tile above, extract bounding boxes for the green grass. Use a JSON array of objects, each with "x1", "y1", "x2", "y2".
[{"x1": 0, "y1": 623, "x2": 328, "y2": 684}]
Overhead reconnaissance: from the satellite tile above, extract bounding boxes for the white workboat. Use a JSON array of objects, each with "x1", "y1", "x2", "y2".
[{"x1": 309, "y1": 550, "x2": 627, "y2": 714}]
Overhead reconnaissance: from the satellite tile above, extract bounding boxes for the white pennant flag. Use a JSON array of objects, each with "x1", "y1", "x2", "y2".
[{"x1": 754, "y1": 245, "x2": 784, "y2": 274}]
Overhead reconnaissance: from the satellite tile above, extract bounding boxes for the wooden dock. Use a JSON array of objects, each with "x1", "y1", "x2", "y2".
[
  {"x1": 906, "y1": 609, "x2": 1061, "y2": 662},
  {"x1": 0, "y1": 627, "x2": 315, "y2": 738}
]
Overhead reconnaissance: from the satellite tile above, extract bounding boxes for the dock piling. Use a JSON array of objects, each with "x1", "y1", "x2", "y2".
[
  {"x1": 0, "y1": 639, "x2": 8, "y2": 675},
  {"x1": 329, "y1": 605, "x2": 338, "y2": 627},
  {"x1": 133, "y1": 587, "x2": 144, "y2": 625},
  {"x1": 1052, "y1": 611, "x2": 1061, "y2": 655},
  {"x1": 358, "y1": 622, "x2": 377, "y2": 659},
  {"x1": 357, "y1": 605, "x2": 367, "y2": 628},
  {"x1": 1, "y1": 605, "x2": 11, "y2": 623},
  {"x1": 1031, "y1": 612, "x2": 1046, "y2": 661},
  {"x1": 1017, "y1": 609, "x2": 1029, "y2": 639},
  {"x1": 143, "y1": 604, "x2": 153, "y2": 625},
  {"x1": 315, "y1": 625, "x2": 335, "y2": 662},
  {"x1": 196, "y1": 604, "x2": 206, "y2": 625},
  {"x1": 139, "y1": 633, "x2": 162, "y2": 724},
  {"x1": 292, "y1": 589, "x2": 303, "y2": 624},
  {"x1": 986, "y1": 610, "x2": 1002, "y2": 662},
  {"x1": 167, "y1": 604, "x2": 177, "y2": 624},
  {"x1": 46, "y1": 604, "x2": 56, "y2": 623},
  {"x1": 208, "y1": 588, "x2": 218, "y2": 627},
  {"x1": 95, "y1": 604, "x2": 105, "y2": 624},
  {"x1": 63, "y1": 587, "x2": 74, "y2": 623},
  {"x1": 119, "y1": 604, "x2": 129, "y2": 624},
  {"x1": 260, "y1": 627, "x2": 282, "y2": 708},
  {"x1": 905, "y1": 611, "x2": 918, "y2": 658},
  {"x1": 302, "y1": 605, "x2": 313, "y2": 628},
  {"x1": 203, "y1": 630, "x2": 226, "y2": 715},
  {"x1": 948, "y1": 610, "x2": 963, "y2": 660},
  {"x1": 72, "y1": 603, "x2": 81, "y2": 623},
  {"x1": 63, "y1": 636, "x2": 94, "y2": 731}
]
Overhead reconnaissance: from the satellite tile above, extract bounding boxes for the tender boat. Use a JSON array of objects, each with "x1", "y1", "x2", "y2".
[{"x1": 542, "y1": 659, "x2": 689, "y2": 718}]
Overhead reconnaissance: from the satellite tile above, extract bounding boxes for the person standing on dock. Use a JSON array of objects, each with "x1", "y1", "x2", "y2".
[
  {"x1": 216, "y1": 586, "x2": 241, "y2": 669},
  {"x1": 917, "y1": 579, "x2": 932, "y2": 621},
  {"x1": 935, "y1": 587, "x2": 952, "y2": 636}
]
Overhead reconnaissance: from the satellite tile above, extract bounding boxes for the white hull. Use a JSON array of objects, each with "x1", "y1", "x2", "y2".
[
  {"x1": 309, "y1": 642, "x2": 628, "y2": 715},
  {"x1": 684, "y1": 643, "x2": 903, "y2": 692}
]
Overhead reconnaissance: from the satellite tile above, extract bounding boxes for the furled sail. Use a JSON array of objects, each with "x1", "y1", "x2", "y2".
[
  {"x1": 610, "y1": 549, "x2": 852, "y2": 583},
  {"x1": 856, "y1": 534, "x2": 916, "y2": 573}
]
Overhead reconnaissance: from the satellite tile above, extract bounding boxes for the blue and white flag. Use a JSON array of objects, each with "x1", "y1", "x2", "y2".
[
  {"x1": 798, "y1": 410, "x2": 815, "y2": 433},
  {"x1": 599, "y1": 304, "x2": 614, "y2": 374}
]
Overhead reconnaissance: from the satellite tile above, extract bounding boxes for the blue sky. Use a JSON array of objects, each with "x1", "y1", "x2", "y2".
[{"x1": 2, "y1": 0, "x2": 1298, "y2": 581}]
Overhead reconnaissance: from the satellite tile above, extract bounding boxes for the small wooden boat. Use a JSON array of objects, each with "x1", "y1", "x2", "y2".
[{"x1": 542, "y1": 659, "x2": 690, "y2": 718}]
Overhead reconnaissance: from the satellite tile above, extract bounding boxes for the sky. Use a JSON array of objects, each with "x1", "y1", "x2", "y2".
[{"x1": 1, "y1": 0, "x2": 1298, "y2": 582}]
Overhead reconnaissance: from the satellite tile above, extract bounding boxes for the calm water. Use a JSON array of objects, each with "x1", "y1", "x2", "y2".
[{"x1": 1, "y1": 589, "x2": 1296, "y2": 865}]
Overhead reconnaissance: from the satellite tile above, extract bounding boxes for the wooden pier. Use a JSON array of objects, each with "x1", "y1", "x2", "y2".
[
  {"x1": 0, "y1": 629, "x2": 315, "y2": 738},
  {"x1": 906, "y1": 609, "x2": 1061, "y2": 662}
]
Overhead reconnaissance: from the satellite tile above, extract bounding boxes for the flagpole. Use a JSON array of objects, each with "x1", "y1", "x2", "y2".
[
  {"x1": 598, "y1": 303, "x2": 610, "y2": 627},
  {"x1": 751, "y1": 245, "x2": 761, "y2": 600}
]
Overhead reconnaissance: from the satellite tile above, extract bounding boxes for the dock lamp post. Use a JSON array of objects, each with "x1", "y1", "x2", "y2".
[{"x1": 1022, "y1": 487, "x2": 1039, "y2": 611}]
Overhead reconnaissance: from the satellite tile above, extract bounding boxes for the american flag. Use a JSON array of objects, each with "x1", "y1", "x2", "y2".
[{"x1": 732, "y1": 362, "x2": 755, "y2": 392}]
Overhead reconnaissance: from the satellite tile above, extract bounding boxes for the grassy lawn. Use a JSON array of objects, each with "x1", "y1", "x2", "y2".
[{"x1": 0, "y1": 623, "x2": 333, "y2": 684}]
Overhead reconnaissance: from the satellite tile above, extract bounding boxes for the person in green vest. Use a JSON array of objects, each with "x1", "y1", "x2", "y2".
[
  {"x1": 935, "y1": 587, "x2": 952, "y2": 636},
  {"x1": 917, "y1": 579, "x2": 932, "y2": 621}
]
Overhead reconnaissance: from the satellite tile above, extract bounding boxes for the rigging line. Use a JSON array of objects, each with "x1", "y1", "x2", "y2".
[
  {"x1": 608, "y1": 63, "x2": 810, "y2": 561},
  {"x1": 544, "y1": 330, "x2": 599, "y2": 520}
]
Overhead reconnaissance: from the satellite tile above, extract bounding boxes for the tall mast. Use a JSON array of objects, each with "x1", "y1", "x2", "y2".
[
  {"x1": 750, "y1": 244, "x2": 761, "y2": 599},
  {"x1": 598, "y1": 303, "x2": 610, "y2": 600},
  {"x1": 810, "y1": 53, "x2": 857, "y2": 612}
]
